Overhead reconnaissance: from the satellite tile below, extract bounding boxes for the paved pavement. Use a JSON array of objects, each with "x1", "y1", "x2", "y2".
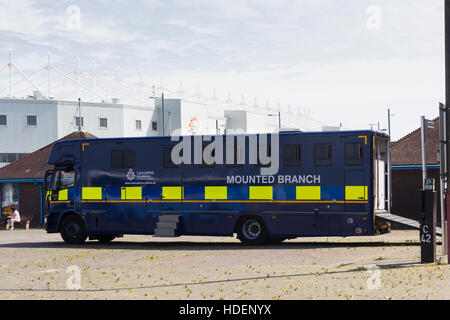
[{"x1": 0, "y1": 229, "x2": 448, "y2": 300}]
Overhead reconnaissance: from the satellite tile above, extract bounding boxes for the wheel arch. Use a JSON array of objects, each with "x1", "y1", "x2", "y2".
[
  {"x1": 233, "y1": 214, "x2": 267, "y2": 233},
  {"x1": 57, "y1": 210, "x2": 83, "y2": 232}
]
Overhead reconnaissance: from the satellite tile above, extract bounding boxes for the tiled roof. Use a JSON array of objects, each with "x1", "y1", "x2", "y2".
[
  {"x1": 391, "y1": 117, "x2": 440, "y2": 166},
  {"x1": 0, "y1": 132, "x2": 97, "y2": 180}
]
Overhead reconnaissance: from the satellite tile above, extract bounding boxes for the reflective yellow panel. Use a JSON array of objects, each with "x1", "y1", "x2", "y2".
[
  {"x1": 162, "y1": 187, "x2": 183, "y2": 200},
  {"x1": 296, "y1": 186, "x2": 321, "y2": 200},
  {"x1": 121, "y1": 187, "x2": 142, "y2": 200},
  {"x1": 205, "y1": 186, "x2": 227, "y2": 200},
  {"x1": 82, "y1": 187, "x2": 103, "y2": 200},
  {"x1": 58, "y1": 189, "x2": 68, "y2": 201},
  {"x1": 249, "y1": 186, "x2": 273, "y2": 200},
  {"x1": 345, "y1": 186, "x2": 368, "y2": 201}
]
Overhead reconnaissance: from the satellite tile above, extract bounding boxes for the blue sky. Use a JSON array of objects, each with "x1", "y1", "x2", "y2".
[{"x1": 0, "y1": 0, "x2": 445, "y2": 140}]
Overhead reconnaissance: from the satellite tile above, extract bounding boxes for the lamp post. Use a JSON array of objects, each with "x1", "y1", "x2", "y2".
[
  {"x1": 444, "y1": 0, "x2": 450, "y2": 262},
  {"x1": 268, "y1": 112, "x2": 281, "y2": 129}
]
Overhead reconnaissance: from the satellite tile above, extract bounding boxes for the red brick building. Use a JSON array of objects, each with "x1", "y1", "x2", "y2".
[
  {"x1": 390, "y1": 117, "x2": 441, "y2": 226},
  {"x1": 0, "y1": 132, "x2": 96, "y2": 227}
]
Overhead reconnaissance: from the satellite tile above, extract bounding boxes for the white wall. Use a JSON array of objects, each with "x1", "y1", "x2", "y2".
[
  {"x1": 246, "y1": 112, "x2": 270, "y2": 133},
  {"x1": 154, "y1": 99, "x2": 210, "y2": 136},
  {"x1": 56, "y1": 100, "x2": 124, "y2": 139},
  {"x1": 0, "y1": 99, "x2": 58, "y2": 153},
  {"x1": 0, "y1": 98, "x2": 157, "y2": 162},
  {"x1": 122, "y1": 105, "x2": 156, "y2": 137},
  {"x1": 180, "y1": 100, "x2": 209, "y2": 135},
  {"x1": 155, "y1": 99, "x2": 182, "y2": 136},
  {"x1": 224, "y1": 110, "x2": 247, "y2": 133}
]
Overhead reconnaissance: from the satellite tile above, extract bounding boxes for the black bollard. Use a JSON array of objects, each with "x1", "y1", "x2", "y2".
[{"x1": 420, "y1": 180, "x2": 437, "y2": 263}]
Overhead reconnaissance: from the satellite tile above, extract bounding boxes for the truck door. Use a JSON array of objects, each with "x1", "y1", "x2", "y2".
[
  {"x1": 146, "y1": 145, "x2": 183, "y2": 216},
  {"x1": 374, "y1": 135, "x2": 389, "y2": 212},
  {"x1": 344, "y1": 140, "x2": 368, "y2": 213}
]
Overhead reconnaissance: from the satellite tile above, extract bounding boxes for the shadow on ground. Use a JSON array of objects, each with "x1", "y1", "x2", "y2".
[
  {"x1": 0, "y1": 259, "x2": 429, "y2": 293},
  {"x1": 0, "y1": 240, "x2": 427, "y2": 251}
]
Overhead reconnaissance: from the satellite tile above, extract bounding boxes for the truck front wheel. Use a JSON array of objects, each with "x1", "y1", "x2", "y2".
[{"x1": 60, "y1": 215, "x2": 87, "y2": 244}]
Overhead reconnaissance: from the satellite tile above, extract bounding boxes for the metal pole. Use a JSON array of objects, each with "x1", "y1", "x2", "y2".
[
  {"x1": 78, "y1": 98, "x2": 81, "y2": 132},
  {"x1": 168, "y1": 111, "x2": 172, "y2": 136},
  {"x1": 388, "y1": 109, "x2": 391, "y2": 137},
  {"x1": 387, "y1": 109, "x2": 392, "y2": 211},
  {"x1": 421, "y1": 116, "x2": 427, "y2": 189},
  {"x1": 278, "y1": 111, "x2": 281, "y2": 129},
  {"x1": 439, "y1": 103, "x2": 447, "y2": 254},
  {"x1": 444, "y1": 0, "x2": 450, "y2": 262}
]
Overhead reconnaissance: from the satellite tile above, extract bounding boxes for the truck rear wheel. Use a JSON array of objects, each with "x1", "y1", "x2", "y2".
[
  {"x1": 237, "y1": 217, "x2": 268, "y2": 245},
  {"x1": 60, "y1": 215, "x2": 87, "y2": 244}
]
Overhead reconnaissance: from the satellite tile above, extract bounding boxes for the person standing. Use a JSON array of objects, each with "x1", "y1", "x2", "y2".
[{"x1": 7, "y1": 207, "x2": 20, "y2": 230}]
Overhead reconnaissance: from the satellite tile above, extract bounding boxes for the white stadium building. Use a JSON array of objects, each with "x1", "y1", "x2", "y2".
[{"x1": 0, "y1": 50, "x2": 326, "y2": 168}]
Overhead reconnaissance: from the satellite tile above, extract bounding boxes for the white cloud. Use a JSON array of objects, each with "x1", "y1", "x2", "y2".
[{"x1": 0, "y1": 0, "x2": 445, "y2": 139}]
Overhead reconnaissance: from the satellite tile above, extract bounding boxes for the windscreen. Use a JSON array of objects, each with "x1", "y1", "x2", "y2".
[{"x1": 50, "y1": 168, "x2": 75, "y2": 191}]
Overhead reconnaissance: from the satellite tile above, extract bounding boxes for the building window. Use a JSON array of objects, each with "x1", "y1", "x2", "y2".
[
  {"x1": 345, "y1": 143, "x2": 364, "y2": 166},
  {"x1": 136, "y1": 120, "x2": 142, "y2": 130},
  {"x1": 1, "y1": 183, "x2": 18, "y2": 216},
  {"x1": 75, "y1": 117, "x2": 84, "y2": 128},
  {"x1": 99, "y1": 118, "x2": 108, "y2": 129},
  {"x1": 0, "y1": 153, "x2": 28, "y2": 163},
  {"x1": 163, "y1": 147, "x2": 178, "y2": 168},
  {"x1": 284, "y1": 144, "x2": 302, "y2": 167},
  {"x1": 0, "y1": 115, "x2": 6, "y2": 126},
  {"x1": 111, "y1": 150, "x2": 135, "y2": 169},
  {"x1": 27, "y1": 115, "x2": 37, "y2": 126},
  {"x1": 152, "y1": 121, "x2": 158, "y2": 131},
  {"x1": 314, "y1": 143, "x2": 332, "y2": 167}
]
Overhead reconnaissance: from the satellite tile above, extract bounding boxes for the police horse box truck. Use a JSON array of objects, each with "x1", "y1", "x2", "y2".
[{"x1": 44, "y1": 130, "x2": 390, "y2": 244}]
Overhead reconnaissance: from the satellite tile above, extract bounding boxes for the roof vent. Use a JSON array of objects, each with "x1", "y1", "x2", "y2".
[{"x1": 33, "y1": 91, "x2": 44, "y2": 100}]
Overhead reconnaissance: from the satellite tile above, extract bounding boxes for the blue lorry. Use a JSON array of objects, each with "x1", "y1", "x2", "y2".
[{"x1": 44, "y1": 130, "x2": 391, "y2": 244}]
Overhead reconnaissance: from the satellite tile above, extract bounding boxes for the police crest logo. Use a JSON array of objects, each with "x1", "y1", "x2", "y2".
[{"x1": 126, "y1": 169, "x2": 135, "y2": 181}]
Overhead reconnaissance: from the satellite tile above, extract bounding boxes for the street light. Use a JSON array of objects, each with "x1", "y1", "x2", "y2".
[
  {"x1": 268, "y1": 112, "x2": 281, "y2": 129},
  {"x1": 388, "y1": 108, "x2": 395, "y2": 137}
]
